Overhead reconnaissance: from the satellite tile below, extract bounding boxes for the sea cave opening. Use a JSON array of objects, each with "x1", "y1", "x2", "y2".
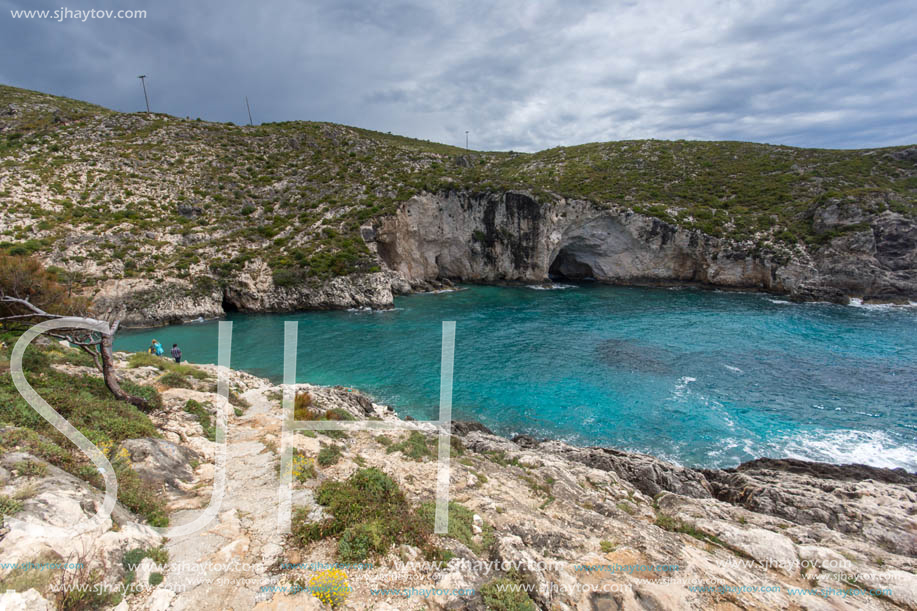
[
  {"x1": 548, "y1": 245, "x2": 596, "y2": 281},
  {"x1": 221, "y1": 291, "x2": 239, "y2": 313}
]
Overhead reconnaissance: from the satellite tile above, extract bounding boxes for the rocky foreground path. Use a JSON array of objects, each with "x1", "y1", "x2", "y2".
[
  {"x1": 128, "y1": 374, "x2": 348, "y2": 611},
  {"x1": 3, "y1": 356, "x2": 916, "y2": 610},
  {"x1": 143, "y1": 383, "x2": 284, "y2": 610}
]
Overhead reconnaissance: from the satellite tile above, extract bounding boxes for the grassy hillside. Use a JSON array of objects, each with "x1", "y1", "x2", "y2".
[
  {"x1": 0, "y1": 332, "x2": 168, "y2": 526},
  {"x1": 1, "y1": 83, "x2": 915, "y2": 290}
]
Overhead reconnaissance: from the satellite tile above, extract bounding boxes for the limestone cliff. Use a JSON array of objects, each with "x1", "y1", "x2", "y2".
[
  {"x1": 94, "y1": 189, "x2": 917, "y2": 327},
  {"x1": 373, "y1": 190, "x2": 917, "y2": 304}
]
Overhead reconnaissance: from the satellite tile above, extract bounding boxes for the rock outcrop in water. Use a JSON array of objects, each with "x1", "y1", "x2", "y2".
[
  {"x1": 3, "y1": 355, "x2": 915, "y2": 610},
  {"x1": 91, "y1": 270, "x2": 400, "y2": 327},
  {"x1": 373, "y1": 190, "x2": 917, "y2": 305}
]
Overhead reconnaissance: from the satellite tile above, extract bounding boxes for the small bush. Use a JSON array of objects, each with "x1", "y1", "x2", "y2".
[
  {"x1": 293, "y1": 391, "x2": 315, "y2": 420},
  {"x1": 228, "y1": 389, "x2": 250, "y2": 410},
  {"x1": 386, "y1": 431, "x2": 433, "y2": 461},
  {"x1": 317, "y1": 444, "x2": 342, "y2": 466},
  {"x1": 121, "y1": 380, "x2": 162, "y2": 410},
  {"x1": 54, "y1": 565, "x2": 116, "y2": 611},
  {"x1": 480, "y1": 576, "x2": 537, "y2": 611},
  {"x1": 122, "y1": 546, "x2": 169, "y2": 585},
  {"x1": 292, "y1": 468, "x2": 435, "y2": 562},
  {"x1": 0, "y1": 494, "x2": 24, "y2": 517},
  {"x1": 12, "y1": 459, "x2": 47, "y2": 478},
  {"x1": 291, "y1": 451, "x2": 316, "y2": 482},
  {"x1": 338, "y1": 520, "x2": 387, "y2": 562},
  {"x1": 418, "y1": 501, "x2": 495, "y2": 555},
  {"x1": 325, "y1": 408, "x2": 355, "y2": 421},
  {"x1": 158, "y1": 371, "x2": 192, "y2": 389},
  {"x1": 183, "y1": 399, "x2": 216, "y2": 442},
  {"x1": 114, "y1": 462, "x2": 169, "y2": 527}
]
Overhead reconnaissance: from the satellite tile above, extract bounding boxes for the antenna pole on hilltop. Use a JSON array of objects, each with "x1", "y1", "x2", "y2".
[
  {"x1": 137, "y1": 75, "x2": 150, "y2": 113},
  {"x1": 245, "y1": 96, "x2": 253, "y2": 126}
]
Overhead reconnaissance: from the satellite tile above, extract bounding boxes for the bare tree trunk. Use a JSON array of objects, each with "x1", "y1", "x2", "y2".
[
  {"x1": 99, "y1": 331, "x2": 149, "y2": 410},
  {"x1": 2, "y1": 294, "x2": 150, "y2": 410}
]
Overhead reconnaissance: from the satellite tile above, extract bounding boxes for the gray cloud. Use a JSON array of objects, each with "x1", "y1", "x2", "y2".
[{"x1": 1, "y1": 0, "x2": 915, "y2": 151}]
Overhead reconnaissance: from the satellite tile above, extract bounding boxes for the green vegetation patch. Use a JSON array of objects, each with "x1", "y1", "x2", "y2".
[
  {"x1": 127, "y1": 352, "x2": 210, "y2": 380},
  {"x1": 386, "y1": 431, "x2": 434, "y2": 461},
  {"x1": 291, "y1": 467, "x2": 436, "y2": 562},
  {"x1": 654, "y1": 512, "x2": 727, "y2": 547},
  {"x1": 183, "y1": 399, "x2": 216, "y2": 442},
  {"x1": 385, "y1": 431, "x2": 463, "y2": 461},
  {"x1": 418, "y1": 501, "x2": 495, "y2": 555},
  {"x1": 122, "y1": 546, "x2": 169, "y2": 586},
  {"x1": 317, "y1": 444, "x2": 343, "y2": 466},
  {"x1": 0, "y1": 340, "x2": 168, "y2": 526},
  {"x1": 480, "y1": 574, "x2": 537, "y2": 611}
]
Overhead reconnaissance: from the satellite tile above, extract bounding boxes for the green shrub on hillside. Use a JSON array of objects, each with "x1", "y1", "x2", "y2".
[
  {"x1": 480, "y1": 576, "x2": 537, "y2": 611},
  {"x1": 317, "y1": 444, "x2": 343, "y2": 466},
  {"x1": 0, "y1": 341, "x2": 168, "y2": 526},
  {"x1": 418, "y1": 501, "x2": 495, "y2": 555},
  {"x1": 183, "y1": 399, "x2": 216, "y2": 442},
  {"x1": 291, "y1": 467, "x2": 436, "y2": 562},
  {"x1": 157, "y1": 371, "x2": 192, "y2": 389}
]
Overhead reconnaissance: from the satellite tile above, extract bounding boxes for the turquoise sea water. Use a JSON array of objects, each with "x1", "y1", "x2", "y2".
[{"x1": 115, "y1": 285, "x2": 917, "y2": 470}]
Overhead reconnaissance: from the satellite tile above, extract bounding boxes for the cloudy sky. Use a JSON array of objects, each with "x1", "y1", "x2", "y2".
[{"x1": 2, "y1": 0, "x2": 916, "y2": 151}]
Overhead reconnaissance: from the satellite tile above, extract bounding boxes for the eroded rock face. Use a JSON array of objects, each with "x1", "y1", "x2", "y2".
[
  {"x1": 703, "y1": 459, "x2": 917, "y2": 557},
  {"x1": 92, "y1": 269, "x2": 399, "y2": 328},
  {"x1": 374, "y1": 190, "x2": 917, "y2": 303},
  {"x1": 86, "y1": 189, "x2": 915, "y2": 325},
  {"x1": 222, "y1": 267, "x2": 397, "y2": 314},
  {"x1": 0, "y1": 451, "x2": 161, "y2": 592},
  {"x1": 119, "y1": 437, "x2": 201, "y2": 494},
  {"x1": 92, "y1": 277, "x2": 225, "y2": 327},
  {"x1": 537, "y1": 442, "x2": 714, "y2": 499}
]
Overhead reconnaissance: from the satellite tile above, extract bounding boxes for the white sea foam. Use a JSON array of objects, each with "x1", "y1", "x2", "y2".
[
  {"x1": 775, "y1": 429, "x2": 917, "y2": 471},
  {"x1": 526, "y1": 283, "x2": 575, "y2": 291},
  {"x1": 724, "y1": 364, "x2": 743, "y2": 373},
  {"x1": 417, "y1": 287, "x2": 467, "y2": 295},
  {"x1": 848, "y1": 298, "x2": 917, "y2": 311},
  {"x1": 669, "y1": 376, "x2": 696, "y2": 400},
  {"x1": 767, "y1": 298, "x2": 792, "y2": 305},
  {"x1": 184, "y1": 316, "x2": 216, "y2": 324}
]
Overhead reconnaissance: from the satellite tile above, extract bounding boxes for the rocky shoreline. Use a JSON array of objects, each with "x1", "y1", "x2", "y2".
[
  {"x1": 1, "y1": 353, "x2": 915, "y2": 610},
  {"x1": 77, "y1": 189, "x2": 917, "y2": 328}
]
